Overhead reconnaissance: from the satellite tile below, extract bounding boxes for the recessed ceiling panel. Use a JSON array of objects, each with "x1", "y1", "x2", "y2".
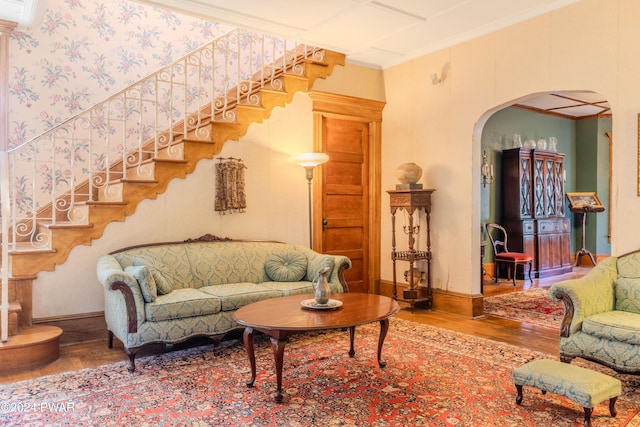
[
  {"x1": 372, "y1": 0, "x2": 567, "y2": 61},
  {"x1": 551, "y1": 105, "x2": 608, "y2": 117},
  {"x1": 558, "y1": 91, "x2": 608, "y2": 103},
  {"x1": 186, "y1": 0, "x2": 357, "y2": 30},
  {"x1": 304, "y1": 3, "x2": 422, "y2": 51},
  {"x1": 519, "y1": 94, "x2": 582, "y2": 110},
  {"x1": 516, "y1": 91, "x2": 610, "y2": 118},
  {"x1": 372, "y1": 0, "x2": 469, "y2": 20}
]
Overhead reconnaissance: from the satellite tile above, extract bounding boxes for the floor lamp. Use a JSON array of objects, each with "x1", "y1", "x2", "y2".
[{"x1": 293, "y1": 152, "x2": 329, "y2": 248}]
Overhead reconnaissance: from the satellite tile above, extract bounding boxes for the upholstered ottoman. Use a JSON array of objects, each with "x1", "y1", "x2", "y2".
[{"x1": 513, "y1": 359, "x2": 621, "y2": 427}]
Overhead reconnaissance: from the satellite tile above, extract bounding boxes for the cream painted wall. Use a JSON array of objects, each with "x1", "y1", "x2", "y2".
[
  {"x1": 313, "y1": 62, "x2": 386, "y2": 102},
  {"x1": 382, "y1": 0, "x2": 639, "y2": 296}
]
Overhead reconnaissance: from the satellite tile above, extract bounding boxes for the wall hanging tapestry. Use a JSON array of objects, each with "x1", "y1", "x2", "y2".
[{"x1": 215, "y1": 157, "x2": 247, "y2": 214}]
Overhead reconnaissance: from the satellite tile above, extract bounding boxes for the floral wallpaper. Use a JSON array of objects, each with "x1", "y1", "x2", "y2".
[{"x1": 8, "y1": 0, "x2": 232, "y2": 149}]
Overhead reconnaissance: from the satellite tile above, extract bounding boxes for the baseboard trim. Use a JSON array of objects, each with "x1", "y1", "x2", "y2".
[
  {"x1": 33, "y1": 311, "x2": 104, "y2": 324},
  {"x1": 432, "y1": 289, "x2": 484, "y2": 318},
  {"x1": 379, "y1": 279, "x2": 483, "y2": 318},
  {"x1": 33, "y1": 312, "x2": 106, "y2": 345}
]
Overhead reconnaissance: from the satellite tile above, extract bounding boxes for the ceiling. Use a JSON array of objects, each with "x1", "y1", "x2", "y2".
[
  {"x1": 514, "y1": 91, "x2": 611, "y2": 119},
  {"x1": 132, "y1": 0, "x2": 581, "y2": 70},
  {"x1": 2, "y1": 0, "x2": 609, "y2": 118}
]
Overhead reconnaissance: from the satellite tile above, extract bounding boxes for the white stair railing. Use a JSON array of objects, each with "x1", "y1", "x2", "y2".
[
  {"x1": 1, "y1": 150, "x2": 9, "y2": 342},
  {"x1": 2, "y1": 28, "x2": 322, "y2": 254}
]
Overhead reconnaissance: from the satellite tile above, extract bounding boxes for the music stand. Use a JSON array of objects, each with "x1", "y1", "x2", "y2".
[{"x1": 566, "y1": 192, "x2": 605, "y2": 266}]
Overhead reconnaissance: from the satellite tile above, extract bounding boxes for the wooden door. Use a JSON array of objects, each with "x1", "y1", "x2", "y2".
[
  {"x1": 310, "y1": 92, "x2": 384, "y2": 295},
  {"x1": 320, "y1": 117, "x2": 369, "y2": 293}
]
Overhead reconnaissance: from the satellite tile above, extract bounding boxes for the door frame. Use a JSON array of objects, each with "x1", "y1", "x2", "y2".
[{"x1": 309, "y1": 91, "x2": 385, "y2": 293}]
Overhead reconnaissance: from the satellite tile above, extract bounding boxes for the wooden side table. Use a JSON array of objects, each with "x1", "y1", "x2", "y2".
[{"x1": 387, "y1": 188, "x2": 435, "y2": 310}]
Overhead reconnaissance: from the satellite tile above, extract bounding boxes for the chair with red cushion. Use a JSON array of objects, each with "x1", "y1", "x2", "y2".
[{"x1": 485, "y1": 223, "x2": 533, "y2": 286}]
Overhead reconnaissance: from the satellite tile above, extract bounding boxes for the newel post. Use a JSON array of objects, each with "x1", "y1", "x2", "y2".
[{"x1": 0, "y1": 19, "x2": 17, "y2": 343}]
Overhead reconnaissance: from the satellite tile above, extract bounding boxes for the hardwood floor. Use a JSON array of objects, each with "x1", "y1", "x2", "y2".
[{"x1": 0, "y1": 266, "x2": 591, "y2": 385}]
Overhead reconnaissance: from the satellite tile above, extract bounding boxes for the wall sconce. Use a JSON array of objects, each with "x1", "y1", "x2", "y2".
[
  {"x1": 481, "y1": 150, "x2": 494, "y2": 188},
  {"x1": 430, "y1": 62, "x2": 450, "y2": 86},
  {"x1": 291, "y1": 152, "x2": 329, "y2": 248}
]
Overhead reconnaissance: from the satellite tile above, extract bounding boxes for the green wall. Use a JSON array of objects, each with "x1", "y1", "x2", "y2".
[
  {"x1": 481, "y1": 107, "x2": 611, "y2": 263},
  {"x1": 575, "y1": 118, "x2": 611, "y2": 255}
]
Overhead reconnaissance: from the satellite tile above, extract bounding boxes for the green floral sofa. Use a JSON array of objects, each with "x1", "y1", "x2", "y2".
[
  {"x1": 550, "y1": 250, "x2": 640, "y2": 374},
  {"x1": 96, "y1": 234, "x2": 351, "y2": 372}
]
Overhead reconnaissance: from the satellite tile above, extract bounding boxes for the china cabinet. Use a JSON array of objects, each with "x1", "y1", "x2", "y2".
[{"x1": 502, "y1": 148, "x2": 572, "y2": 278}]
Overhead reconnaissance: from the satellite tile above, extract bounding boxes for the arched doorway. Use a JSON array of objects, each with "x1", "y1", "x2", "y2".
[{"x1": 476, "y1": 91, "x2": 611, "y2": 291}]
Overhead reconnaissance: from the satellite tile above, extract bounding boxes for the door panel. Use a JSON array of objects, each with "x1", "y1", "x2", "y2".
[{"x1": 321, "y1": 118, "x2": 369, "y2": 293}]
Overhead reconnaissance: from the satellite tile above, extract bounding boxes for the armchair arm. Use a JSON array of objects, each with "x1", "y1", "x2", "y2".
[
  {"x1": 96, "y1": 254, "x2": 146, "y2": 333},
  {"x1": 549, "y1": 256, "x2": 617, "y2": 336}
]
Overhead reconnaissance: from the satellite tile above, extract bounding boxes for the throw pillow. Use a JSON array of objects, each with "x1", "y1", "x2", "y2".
[
  {"x1": 125, "y1": 265, "x2": 157, "y2": 303},
  {"x1": 132, "y1": 256, "x2": 175, "y2": 295},
  {"x1": 615, "y1": 277, "x2": 640, "y2": 314},
  {"x1": 265, "y1": 251, "x2": 308, "y2": 282}
]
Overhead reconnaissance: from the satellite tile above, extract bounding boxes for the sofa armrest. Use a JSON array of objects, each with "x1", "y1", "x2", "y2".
[
  {"x1": 332, "y1": 255, "x2": 352, "y2": 292},
  {"x1": 96, "y1": 254, "x2": 146, "y2": 333},
  {"x1": 109, "y1": 281, "x2": 139, "y2": 333},
  {"x1": 550, "y1": 256, "x2": 617, "y2": 337}
]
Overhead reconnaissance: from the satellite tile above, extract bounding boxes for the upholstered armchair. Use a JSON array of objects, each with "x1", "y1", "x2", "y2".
[{"x1": 549, "y1": 251, "x2": 640, "y2": 374}]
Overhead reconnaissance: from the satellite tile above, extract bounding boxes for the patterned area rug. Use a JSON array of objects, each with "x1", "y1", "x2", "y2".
[
  {"x1": 483, "y1": 287, "x2": 565, "y2": 329},
  {"x1": 2, "y1": 318, "x2": 639, "y2": 426}
]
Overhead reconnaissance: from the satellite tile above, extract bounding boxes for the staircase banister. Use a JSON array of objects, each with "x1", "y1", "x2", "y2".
[{"x1": 9, "y1": 27, "x2": 241, "y2": 153}]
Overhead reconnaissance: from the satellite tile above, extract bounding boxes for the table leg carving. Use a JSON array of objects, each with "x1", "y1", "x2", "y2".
[
  {"x1": 377, "y1": 318, "x2": 389, "y2": 367},
  {"x1": 349, "y1": 326, "x2": 356, "y2": 357},
  {"x1": 243, "y1": 327, "x2": 256, "y2": 387},
  {"x1": 270, "y1": 336, "x2": 287, "y2": 403}
]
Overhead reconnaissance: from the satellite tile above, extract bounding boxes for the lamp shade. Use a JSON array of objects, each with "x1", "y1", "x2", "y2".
[{"x1": 291, "y1": 152, "x2": 329, "y2": 168}]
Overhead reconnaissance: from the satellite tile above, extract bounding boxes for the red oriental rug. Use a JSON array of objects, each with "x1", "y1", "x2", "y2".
[
  {"x1": 1, "y1": 318, "x2": 639, "y2": 426},
  {"x1": 483, "y1": 287, "x2": 565, "y2": 329}
]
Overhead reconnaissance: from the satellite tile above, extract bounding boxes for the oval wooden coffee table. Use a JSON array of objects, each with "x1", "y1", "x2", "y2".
[{"x1": 233, "y1": 292, "x2": 400, "y2": 402}]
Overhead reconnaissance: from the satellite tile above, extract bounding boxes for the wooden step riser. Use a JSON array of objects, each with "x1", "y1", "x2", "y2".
[
  {"x1": 2, "y1": 276, "x2": 32, "y2": 328},
  {"x1": 6, "y1": 302, "x2": 22, "y2": 336}
]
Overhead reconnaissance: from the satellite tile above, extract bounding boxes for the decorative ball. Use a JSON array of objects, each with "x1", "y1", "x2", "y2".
[{"x1": 395, "y1": 162, "x2": 422, "y2": 184}]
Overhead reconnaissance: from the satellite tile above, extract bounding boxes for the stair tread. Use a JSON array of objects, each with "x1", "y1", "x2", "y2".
[
  {"x1": 116, "y1": 179, "x2": 158, "y2": 184},
  {"x1": 152, "y1": 158, "x2": 188, "y2": 164},
  {"x1": 39, "y1": 222, "x2": 93, "y2": 229},
  {"x1": 78, "y1": 201, "x2": 127, "y2": 206},
  {"x1": 7, "y1": 243, "x2": 56, "y2": 254},
  {"x1": 8, "y1": 301, "x2": 21, "y2": 312}
]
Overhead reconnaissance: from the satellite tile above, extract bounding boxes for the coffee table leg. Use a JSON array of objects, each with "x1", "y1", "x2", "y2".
[
  {"x1": 377, "y1": 318, "x2": 390, "y2": 367},
  {"x1": 243, "y1": 327, "x2": 256, "y2": 387},
  {"x1": 270, "y1": 336, "x2": 287, "y2": 403},
  {"x1": 349, "y1": 326, "x2": 356, "y2": 357}
]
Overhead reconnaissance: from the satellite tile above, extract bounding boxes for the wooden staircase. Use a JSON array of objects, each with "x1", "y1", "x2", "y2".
[{"x1": 0, "y1": 48, "x2": 345, "y2": 373}]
